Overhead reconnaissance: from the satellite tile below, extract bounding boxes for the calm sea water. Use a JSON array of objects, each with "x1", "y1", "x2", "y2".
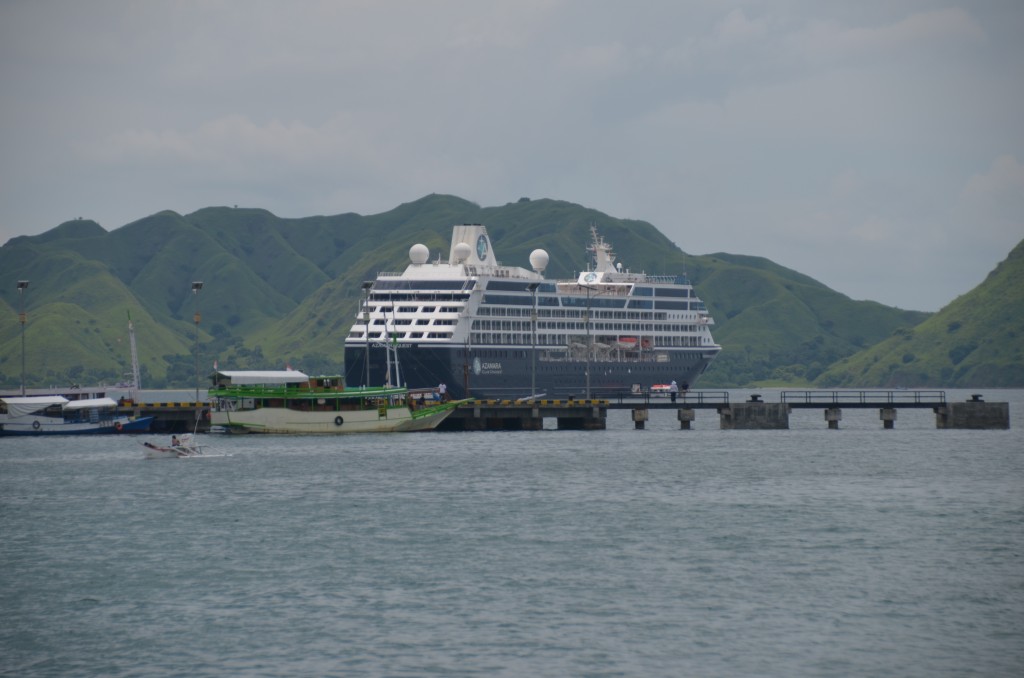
[{"x1": 2, "y1": 389, "x2": 1022, "y2": 677}]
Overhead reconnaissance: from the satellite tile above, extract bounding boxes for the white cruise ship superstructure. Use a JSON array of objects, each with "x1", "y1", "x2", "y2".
[{"x1": 343, "y1": 224, "x2": 721, "y2": 399}]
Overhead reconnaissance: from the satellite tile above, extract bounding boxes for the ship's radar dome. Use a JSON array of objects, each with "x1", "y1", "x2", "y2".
[
  {"x1": 453, "y1": 242, "x2": 472, "y2": 263},
  {"x1": 409, "y1": 243, "x2": 429, "y2": 265},
  {"x1": 529, "y1": 249, "x2": 549, "y2": 273}
]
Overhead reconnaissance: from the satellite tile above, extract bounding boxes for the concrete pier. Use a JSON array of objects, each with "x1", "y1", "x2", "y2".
[
  {"x1": 442, "y1": 399, "x2": 608, "y2": 431},
  {"x1": 556, "y1": 404, "x2": 606, "y2": 430},
  {"x1": 935, "y1": 395, "x2": 1010, "y2": 429},
  {"x1": 719, "y1": 396, "x2": 790, "y2": 430},
  {"x1": 6, "y1": 387, "x2": 1012, "y2": 435}
]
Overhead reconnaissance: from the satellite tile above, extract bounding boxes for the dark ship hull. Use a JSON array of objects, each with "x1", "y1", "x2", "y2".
[{"x1": 344, "y1": 344, "x2": 715, "y2": 399}]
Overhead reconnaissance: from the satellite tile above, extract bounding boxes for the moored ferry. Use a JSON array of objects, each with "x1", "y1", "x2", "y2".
[
  {"x1": 208, "y1": 370, "x2": 463, "y2": 434},
  {"x1": 344, "y1": 225, "x2": 721, "y2": 400},
  {"x1": 0, "y1": 395, "x2": 154, "y2": 435}
]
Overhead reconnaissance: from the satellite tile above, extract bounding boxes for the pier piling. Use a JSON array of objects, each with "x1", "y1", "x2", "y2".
[
  {"x1": 935, "y1": 395, "x2": 1010, "y2": 429},
  {"x1": 719, "y1": 400, "x2": 790, "y2": 430}
]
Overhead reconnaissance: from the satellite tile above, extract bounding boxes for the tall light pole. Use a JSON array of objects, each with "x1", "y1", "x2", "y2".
[
  {"x1": 192, "y1": 281, "x2": 203, "y2": 403},
  {"x1": 583, "y1": 284, "x2": 595, "y2": 399},
  {"x1": 581, "y1": 283, "x2": 607, "y2": 400},
  {"x1": 362, "y1": 281, "x2": 373, "y2": 387},
  {"x1": 17, "y1": 280, "x2": 29, "y2": 396},
  {"x1": 527, "y1": 282, "x2": 539, "y2": 400}
]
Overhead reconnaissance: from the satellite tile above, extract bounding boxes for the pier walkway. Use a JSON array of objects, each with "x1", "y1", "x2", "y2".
[
  {"x1": 3, "y1": 388, "x2": 1008, "y2": 433},
  {"x1": 441, "y1": 390, "x2": 1009, "y2": 430}
]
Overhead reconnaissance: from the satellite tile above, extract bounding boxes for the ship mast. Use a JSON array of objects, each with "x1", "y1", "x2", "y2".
[{"x1": 127, "y1": 311, "x2": 141, "y2": 399}]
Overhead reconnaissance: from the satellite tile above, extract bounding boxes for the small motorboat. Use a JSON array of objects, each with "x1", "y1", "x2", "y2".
[{"x1": 143, "y1": 434, "x2": 204, "y2": 459}]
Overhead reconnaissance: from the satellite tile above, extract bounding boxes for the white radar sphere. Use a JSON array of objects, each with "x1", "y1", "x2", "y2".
[
  {"x1": 529, "y1": 248, "x2": 549, "y2": 273},
  {"x1": 409, "y1": 243, "x2": 429, "y2": 265},
  {"x1": 453, "y1": 242, "x2": 472, "y2": 263}
]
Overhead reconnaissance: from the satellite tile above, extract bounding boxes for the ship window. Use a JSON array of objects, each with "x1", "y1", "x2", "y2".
[
  {"x1": 484, "y1": 294, "x2": 532, "y2": 306},
  {"x1": 487, "y1": 281, "x2": 533, "y2": 291},
  {"x1": 633, "y1": 287, "x2": 654, "y2": 296},
  {"x1": 398, "y1": 306, "x2": 417, "y2": 313},
  {"x1": 416, "y1": 319, "x2": 430, "y2": 325},
  {"x1": 653, "y1": 287, "x2": 687, "y2": 297},
  {"x1": 421, "y1": 306, "x2": 436, "y2": 312},
  {"x1": 655, "y1": 301, "x2": 689, "y2": 310}
]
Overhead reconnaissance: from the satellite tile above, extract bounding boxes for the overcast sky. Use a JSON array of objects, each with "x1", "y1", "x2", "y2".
[{"x1": 2, "y1": 1, "x2": 1022, "y2": 311}]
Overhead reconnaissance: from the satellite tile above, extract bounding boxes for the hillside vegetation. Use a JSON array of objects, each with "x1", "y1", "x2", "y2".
[
  {"x1": 1, "y1": 193, "x2": 1013, "y2": 389},
  {"x1": 816, "y1": 239, "x2": 1024, "y2": 387}
]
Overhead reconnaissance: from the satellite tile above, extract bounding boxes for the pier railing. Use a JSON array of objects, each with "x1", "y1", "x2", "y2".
[
  {"x1": 608, "y1": 390, "x2": 730, "y2": 408},
  {"x1": 780, "y1": 390, "x2": 946, "y2": 408}
]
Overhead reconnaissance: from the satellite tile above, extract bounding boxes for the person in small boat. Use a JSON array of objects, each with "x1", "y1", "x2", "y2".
[
  {"x1": 171, "y1": 435, "x2": 180, "y2": 447},
  {"x1": 438, "y1": 382, "x2": 448, "y2": 402}
]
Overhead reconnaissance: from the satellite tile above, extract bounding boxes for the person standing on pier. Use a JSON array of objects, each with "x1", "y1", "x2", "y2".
[{"x1": 670, "y1": 380, "x2": 679, "y2": 403}]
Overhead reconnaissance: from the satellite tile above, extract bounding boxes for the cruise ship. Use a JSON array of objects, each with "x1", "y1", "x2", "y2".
[{"x1": 343, "y1": 224, "x2": 721, "y2": 399}]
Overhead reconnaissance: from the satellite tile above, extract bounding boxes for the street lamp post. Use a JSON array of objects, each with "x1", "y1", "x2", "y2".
[
  {"x1": 17, "y1": 280, "x2": 29, "y2": 396},
  {"x1": 362, "y1": 281, "x2": 373, "y2": 387},
  {"x1": 527, "y1": 282, "x2": 539, "y2": 400},
  {"x1": 191, "y1": 282, "x2": 203, "y2": 403}
]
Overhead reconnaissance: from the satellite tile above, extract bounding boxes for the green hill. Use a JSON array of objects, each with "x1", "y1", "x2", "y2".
[
  {"x1": 0, "y1": 193, "x2": 1009, "y2": 390},
  {"x1": 689, "y1": 253, "x2": 929, "y2": 386},
  {"x1": 815, "y1": 239, "x2": 1024, "y2": 387}
]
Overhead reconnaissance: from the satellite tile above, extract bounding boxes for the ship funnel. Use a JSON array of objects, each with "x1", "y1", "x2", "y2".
[{"x1": 449, "y1": 224, "x2": 494, "y2": 266}]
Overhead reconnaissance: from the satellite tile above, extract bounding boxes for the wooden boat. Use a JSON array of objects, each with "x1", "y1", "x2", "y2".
[
  {"x1": 208, "y1": 370, "x2": 466, "y2": 434},
  {"x1": 0, "y1": 395, "x2": 154, "y2": 436}
]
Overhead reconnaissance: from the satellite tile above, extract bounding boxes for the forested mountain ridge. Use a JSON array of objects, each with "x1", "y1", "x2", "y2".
[
  {"x1": 3, "y1": 193, "x2": 1005, "y2": 390},
  {"x1": 816, "y1": 238, "x2": 1024, "y2": 387}
]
